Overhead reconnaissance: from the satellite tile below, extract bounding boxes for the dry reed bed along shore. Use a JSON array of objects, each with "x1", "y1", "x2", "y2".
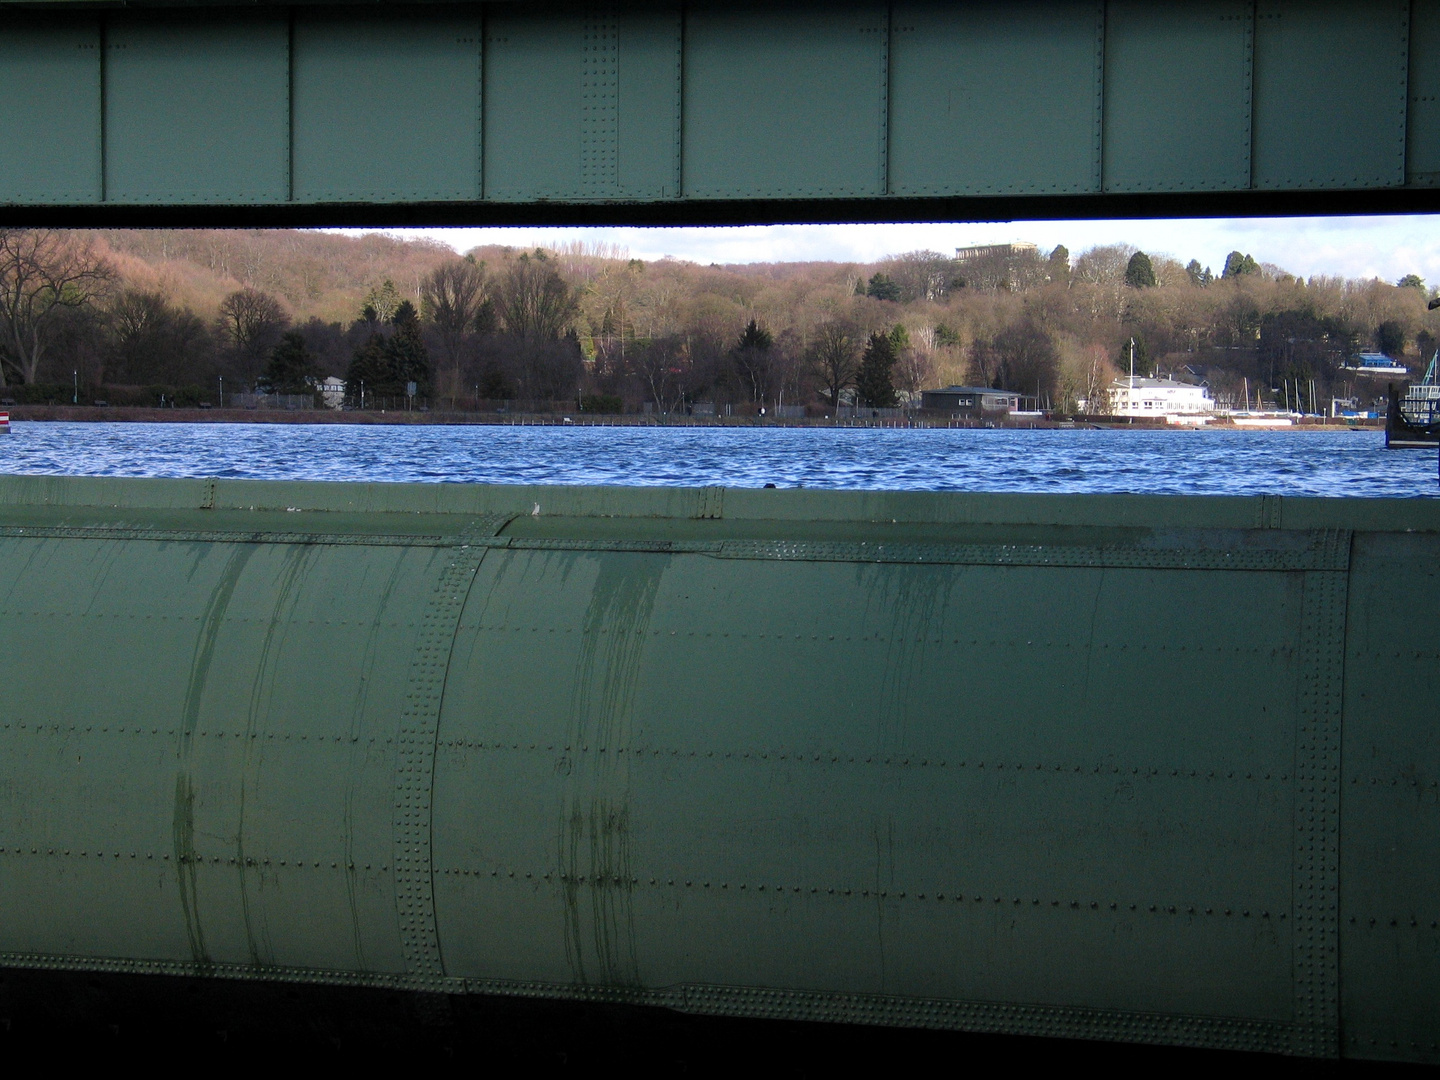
[{"x1": 1, "y1": 404, "x2": 1383, "y2": 431}]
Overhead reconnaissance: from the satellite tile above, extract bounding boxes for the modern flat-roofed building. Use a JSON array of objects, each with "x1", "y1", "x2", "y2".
[
  {"x1": 1107, "y1": 376, "x2": 1214, "y2": 417},
  {"x1": 1343, "y1": 352, "x2": 1409, "y2": 376},
  {"x1": 921, "y1": 386, "x2": 1020, "y2": 414}
]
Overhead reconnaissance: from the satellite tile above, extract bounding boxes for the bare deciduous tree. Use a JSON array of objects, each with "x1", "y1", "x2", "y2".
[
  {"x1": 217, "y1": 287, "x2": 289, "y2": 380},
  {"x1": 496, "y1": 254, "x2": 578, "y2": 341},
  {"x1": 631, "y1": 334, "x2": 688, "y2": 413},
  {"x1": 0, "y1": 229, "x2": 113, "y2": 385},
  {"x1": 883, "y1": 250, "x2": 956, "y2": 303},
  {"x1": 422, "y1": 258, "x2": 488, "y2": 345},
  {"x1": 807, "y1": 320, "x2": 859, "y2": 407},
  {"x1": 421, "y1": 257, "x2": 489, "y2": 407}
]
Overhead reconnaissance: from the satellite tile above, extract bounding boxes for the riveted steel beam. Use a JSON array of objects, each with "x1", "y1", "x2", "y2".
[
  {"x1": 0, "y1": 0, "x2": 1435, "y2": 224},
  {"x1": 0, "y1": 477, "x2": 1438, "y2": 1062}
]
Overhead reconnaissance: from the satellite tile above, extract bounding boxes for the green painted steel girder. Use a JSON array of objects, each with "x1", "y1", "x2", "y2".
[
  {"x1": 0, "y1": 0, "x2": 1437, "y2": 224},
  {"x1": 0, "y1": 474, "x2": 1436, "y2": 1062}
]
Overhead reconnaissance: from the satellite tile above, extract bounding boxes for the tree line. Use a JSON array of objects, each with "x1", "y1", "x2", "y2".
[{"x1": 0, "y1": 228, "x2": 1435, "y2": 413}]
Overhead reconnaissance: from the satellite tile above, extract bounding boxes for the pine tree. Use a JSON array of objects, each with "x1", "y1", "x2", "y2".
[
  {"x1": 1222, "y1": 251, "x2": 1260, "y2": 278},
  {"x1": 736, "y1": 318, "x2": 772, "y2": 352},
  {"x1": 855, "y1": 331, "x2": 898, "y2": 407},
  {"x1": 731, "y1": 319, "x2": 774, "y2": 404},
  {"x1": 1047, "y1": 245, "x2": 1071, "y2": 286},
  {"x1": 1124, "y1": 251, "x2": 1157, "y2": 289},
  {"x1": 1116, "y1": 335, "x2": 1151, "y2": 376},
  {"x1": 866, "y1": 273, "x2": 900, "y2": 302},
  {"x1": 259, "y1": 330, "x2": 317, "y2": 395},
  {"x1": 344, "y1": 333, "x2": 389, "y2": 407},
  {"x1": 385, "y1": 300, "x2": 431, "y2": 396}
]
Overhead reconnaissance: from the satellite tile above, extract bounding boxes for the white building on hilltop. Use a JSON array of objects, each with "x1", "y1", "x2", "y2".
[{"x1": 1108, "y1": 376, "x2": 1214, "y2": 418}]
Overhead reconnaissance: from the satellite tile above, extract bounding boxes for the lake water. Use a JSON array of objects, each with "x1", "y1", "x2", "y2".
[{"x1": 1, "y1": 421, "x2": 1435, "y2": 498}]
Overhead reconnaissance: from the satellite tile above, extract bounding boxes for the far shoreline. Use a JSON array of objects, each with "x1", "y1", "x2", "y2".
[{"x1": 0, "y1": 404, "x2": 1385, "y2": 433}]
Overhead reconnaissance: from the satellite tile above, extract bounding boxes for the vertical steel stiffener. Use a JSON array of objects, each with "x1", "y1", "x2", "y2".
[{"x1": 0, "y1": 476, "x2": 1435, "y2": 1062}]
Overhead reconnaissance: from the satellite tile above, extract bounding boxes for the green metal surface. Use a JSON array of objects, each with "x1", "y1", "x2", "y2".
[
  {"x1": 1251, "y1": 0, "x2": 1409, "y2": 191},
  {"x1": 0, "y1": 0, "x2": 1436, "y2": 219},
  {"x1": 0, "y1": 15, "x2": 100, "y2": 204},
  {"x1": 292, "y1": 11, "x2": 482, "y2": 203},
  {"x1": 1102, "y1": 0, "x2": 1252, "y2": 193},
  {"x1": 1410, "y1": 0, "x2": 1440, "y2": 188},
  {"x1": 889, "y1": 0, "x2": 1102, "y2": 197},
  {"x1": 106, "y1": 12, "x2": 290, "y2": 204},
  {"x1": 0, "y1": 475, "x2": 1436, "y2": 1062},
  {"x1": 682, "y1": 4, "x2": 885, "y2": 199}
]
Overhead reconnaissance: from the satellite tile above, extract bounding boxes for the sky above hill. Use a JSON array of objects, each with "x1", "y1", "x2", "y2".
[{"x1": 330, "y1": 214, "x2": 1440, "y2": 286}]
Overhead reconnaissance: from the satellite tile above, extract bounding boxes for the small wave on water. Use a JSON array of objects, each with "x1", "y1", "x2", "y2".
[{"x1": 0, "y1": 421, "x2": 1436, "y2": 498}]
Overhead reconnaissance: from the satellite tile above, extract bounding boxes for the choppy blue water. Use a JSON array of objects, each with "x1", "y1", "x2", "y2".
[{"x1": 1, "y1": 421, "x2": 1435, "y2": 497}]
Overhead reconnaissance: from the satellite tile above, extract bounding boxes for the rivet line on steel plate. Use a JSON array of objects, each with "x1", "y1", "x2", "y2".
[
  {"x1": 433, "y1": 865, "x2": 1289, "y2": 917},
  {"x1": 437, "y1": 742, "x2": 1290, "y2": 780}
]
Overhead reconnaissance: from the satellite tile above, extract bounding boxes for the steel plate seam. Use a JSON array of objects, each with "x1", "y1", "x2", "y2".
[
  {"x1": 480, "y1": 532, "x2": 1346, "y2": 572},
  {"x1": 286, "y1": 7, "x2": 296, "y2": 204},
  {"x1": 1291, "y1": 528, "x2": 1350, "y2": 1057},
  {"x1": 393, "y1": 513, "x2": 511, "y2": 989},
  {"x1": 581, "y1": 4, "x2": 618, "y2": 198},
  {"x1": 1243, "y1": 0, "x2": 1255, "y2": 187},
  {"x1": 1092, "y1": 0, "x2": 1105, "y2": 192},
  {"x1": 98, "y1": 11, "x2": 108, "y2": 203},
  {"x1": 879, "y1": 0, "x2": 890, "y2": 195},
  {"x1": 477, "y1": 2, "x2": 485, "y2": 201},
  {"x1": 705, "y1": 537, "x2": 1343, "y2": 570},
  {"x1": 0, "y1": 527, "x2": 1350, "y2": 569},
  {"x1": 0, "y1": 526, "x2": 456, "y2": 546}
]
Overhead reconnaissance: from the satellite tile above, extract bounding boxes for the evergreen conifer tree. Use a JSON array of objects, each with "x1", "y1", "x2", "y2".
[
  {"x1": 1047, "y1": 245, "x2": 1071, "y2": 286},
  {"x1": 1117, "y1": 334, "x2": 1151, "y2": 376},
  {"x1": 1124, "y1": 251, "x2": 1157, "y2": 289},
  {"x1": 731, "y1": 319, "x2": 774, "y2": 404},
  {"x1": 344, "y1": 333, "x2": 389, "y2": 407},
  {"x1": 1222, "y1": 251, "x2": 1260, "y2": 278},
  {"x1": 259, "y1": 330, "x2": 318, "y2": 395},
  {"x1": 855, "y1": 330, "x2": 898, "y2": 407},
  {"x1": 866, "y1": 273, "x2": 900, "y2": 302},
  {"x1": 385, "y1": 300, "x2": 432, "y2": 396}
]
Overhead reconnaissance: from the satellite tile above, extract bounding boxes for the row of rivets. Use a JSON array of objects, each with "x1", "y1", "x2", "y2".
[{"x1": 443, "y1": 740, "x2": 1286, "y2": 780}]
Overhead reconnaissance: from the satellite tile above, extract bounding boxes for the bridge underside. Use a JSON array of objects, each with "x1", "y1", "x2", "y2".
[{"x1": 1, "y1": 0, "x2": 1437, "y2": 226}]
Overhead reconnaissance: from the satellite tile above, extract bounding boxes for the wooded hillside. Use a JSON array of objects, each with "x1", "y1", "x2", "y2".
[{"x1": 0, "y1": 227, "x2": 1434, "y2": 412}]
